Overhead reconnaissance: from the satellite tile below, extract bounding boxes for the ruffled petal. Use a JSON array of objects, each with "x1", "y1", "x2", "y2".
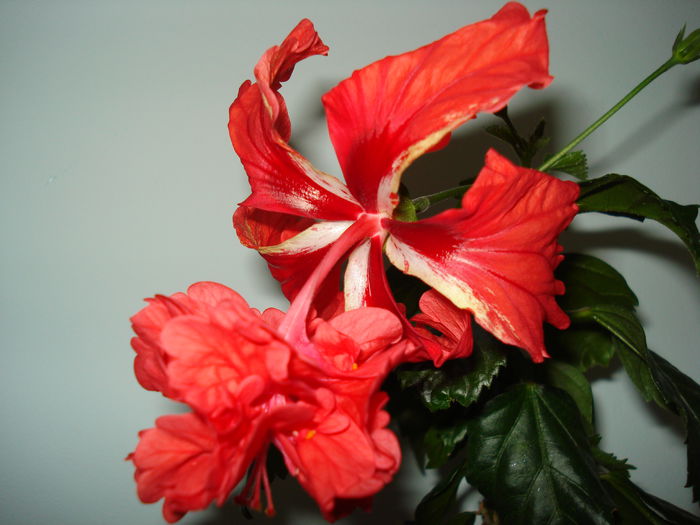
[
  {"x1": 129, "y1": 413, "x2": 228, "y2": 523},
  {"x1": 322, "y1": 2, "x2": 552, "y2": 213},
  {"x1": 282, "y1": 397, "x2": 400, "y2": 522},
  {"x1": 412, "y1": 289, "x2": 474, "y2": 366},
  {"x1": 229, "y1": 20, "x2": 362, "y2": 220},
  {"x1": 161, "y1": 312, "x2": 289, "y2": 428},
  {"x1": 385, "y1": 149, "x2": 579, "y2": 361}
]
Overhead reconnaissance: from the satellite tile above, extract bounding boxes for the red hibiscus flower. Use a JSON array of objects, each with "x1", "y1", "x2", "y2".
[
  {"x1": 228, "y1": 2, "x2": 579, "y2": 364},
  {"x1": 128, "y1": 282, "x2": 409, "y2": 522}
]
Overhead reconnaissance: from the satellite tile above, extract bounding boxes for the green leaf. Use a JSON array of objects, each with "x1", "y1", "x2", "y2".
[
  {"x1": 593, "y1": 446, "x2": 635, "y2": 480},
  {"x1": 548, "y1": 324, "x2": 618, "y2": 371},
  {"x1": 444, "y1": 512, "x2": 477, "y2": 525},
  {"x1": 557, "y1": 254, "x2": 638, "y2": 311},
  {"x1": 576, "y1": 304, "x2": 647, "y2": 358},
  {"x1": 603, "y1": 470, "x2": 700, "y2": 524},
  {"x1": 487, "y1": 107, "x2": 550, "y2": 167},
  {"x1": 602, "y1": 475, "x2": 669, "y2": 525},
  {"x1": 647, "y1": 350, "x2": 700, "y2": 502},
  {"x1": 545, "y1": 360, "x2": 594, "y2": 424},
  {"x1": 573, "y1": 304, "x2": 666, "y2": 406},
  {"x1": 464, "y1": 384, "x2": 615, "y2": 524},
  {"x1": 414, "y1": 462, "x2": 466, "y2": 525},
  {"x1": 616, "y1": 342, "x2": 667, "y2": 406},
  {"x1": 398, "y1": 327, "x2": 507, "y2": 411},
  {"x1": 485, "y1": 123, "x2": 518, "y2": 146},
  {"x1": 424, "y1": 420, "x2": 469, "y2": 469},
  {"x1": 546, "y1": 150, "x2": 589, "y2": 180},
  {"x1": 577, "y1": 174, "x2": 700, "y2": 273}
]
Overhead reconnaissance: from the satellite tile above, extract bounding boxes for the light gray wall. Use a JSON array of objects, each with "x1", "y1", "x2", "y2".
[{"x1": 1, "y1": 1, "x2": 698, "y2": 523}]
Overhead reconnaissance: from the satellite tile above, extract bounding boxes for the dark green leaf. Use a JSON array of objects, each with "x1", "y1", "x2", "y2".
[
  {"x1": 548, "y1": 324, "x2": 618, "y2": 371},
  {"x1": 545, "y1": 360, "x2": 594, "y2": 424},
  {"x1": 444, "y1": 511, "x2": 477, "y2": 525},
  {"x1": 603, "y1": 470, "x2": 700, "y2": 524},
  {"x1": 577, "y1": 174, "x2": 700, "y2": 273},
  {"x1": 424, "y1": 420, "x2": 469, "y2": 469},
  {"x1": 593, "y1": 446, "x2": 635, "y2": 479},
  {"x1": 573, "y1": 304, "x2": 666, "y2": 406},
  {"x1": 464, "y1": 384, "x2": 615, "y2": 524},
  {"x1": 577, "y1": 304, "x2": 647, "y2": 359},
  {"x1": 414, "y1": 462, "x2": 466, "y2": 525},
  {"x1": 616, "y1": 342, "x2": 667, "y2": 406},
  {"x1": 637, "y1": 488, "x2": 700, "y2": 524},
  {"x1": 398, "y1": 327, "x2": 507, "y2": 411},
  {"x1": 485, "y1": 123, "x2": 518, "y2": 146},
  {"x1": 602, "y1": 475, "x2": 670, "y2": 525},
  {"x1": 648, "y1": 350, "x2": 700, "y2": 501},
  {"x1": 557, "y1": 254, "x2": 638, "y2": 311},
  {"x1": 546, "y1": 150, "x2": 589, "y2": 180},
  {"x1": 487, "y1": 107, "x2": 550, "y2": 167}
]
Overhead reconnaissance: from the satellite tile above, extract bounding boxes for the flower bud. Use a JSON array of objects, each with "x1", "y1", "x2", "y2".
[{"x1": 672, "y1": 25, "x2": 700, "y2": 64}]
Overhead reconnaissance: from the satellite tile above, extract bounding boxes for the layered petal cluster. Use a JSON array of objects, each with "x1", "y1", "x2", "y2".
[
  {"x1": 128, "y1": 282, "x2": 409, "y2": 522},
  {"x1": 229, "y1": 2, "x2": 579, "y2": 364}
]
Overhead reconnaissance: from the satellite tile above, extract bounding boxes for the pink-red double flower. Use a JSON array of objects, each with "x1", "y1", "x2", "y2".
[
  {"x1": 128, "y1": 282, "x2": 409, "y2": 522},
  {"x1": 229, "y1": 2, "x2": 579, "y2": 365}
]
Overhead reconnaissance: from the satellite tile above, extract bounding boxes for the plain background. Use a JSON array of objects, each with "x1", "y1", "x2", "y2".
[{"x1": 2, "y1": 1, "x2": 699, "y2": 523}]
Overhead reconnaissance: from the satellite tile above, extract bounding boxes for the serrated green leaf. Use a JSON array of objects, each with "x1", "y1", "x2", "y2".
[
  {"x1": 545, "y1": 360, "x2": 594, "y2": 424},
  {"x1": 578, "y1": 174, "x2": 700, "y2": 273},
  {"x1": 424, "y1": 420, "x2": 469, "y2": 469},
  {"x1": 647, "y1": 350, "x2": 700, "y2": 502},
  {"x1": 464, "y1": 384, "x2": 615, "y2": 525},
  {"x1": 557, "y1": 253, "x2": 638, "y2": 311},
  {"x1": 546, "y1": 150, "x2": 589, "y2": 179},
  {"x1": 398, "y1": 327, "x2": 507, "y2": 411},
  {"x1": 414, "y1": 462, "x2": 466, "y2": 525},
  {"x1": 593, "y1": 446, "x2": 635, "y2": 479}
]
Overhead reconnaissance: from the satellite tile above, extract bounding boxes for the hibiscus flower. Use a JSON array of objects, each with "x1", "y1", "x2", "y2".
[
  {"x1": 229, "y1": 2, "x2": 579, "y2": 364},
  {"x1": 128, "y1": 282, "x2": 409, "y2": 522}
]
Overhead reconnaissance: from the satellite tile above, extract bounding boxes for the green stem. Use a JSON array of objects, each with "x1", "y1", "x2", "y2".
[
  {"x1": 538, "y1": 57, "x2": 678, "y2": 172},
  {"x1": 412, "y1": 183, "x2": 472, "y2": 214}
]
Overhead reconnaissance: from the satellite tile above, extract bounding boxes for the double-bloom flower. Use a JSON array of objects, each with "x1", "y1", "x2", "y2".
[{"x1": 127, "y1": 3, "x2": 580, "y2": 522}]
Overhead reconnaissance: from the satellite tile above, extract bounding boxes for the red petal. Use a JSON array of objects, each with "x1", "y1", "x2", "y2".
[
  {"x1": 412, "y1": 289, "x2": 474, "y2": 365},
  {"x1": 161, "y1": 312, "x2": 290, "y2": 427},
  {"x1": 229, "y1": 20, "x2": 362, "y2": 220},
  {"x1": 322, "y1": 3, "x2": 551, "y2": 213},
  {"x1": 287, "y1": 400, "x2": 401, "y2": 521},
  {"x1": 328, "y1": 307, "x2": 403, "y2": 356},
  {"x1": 385, "y1": 149, "x2": 579, "y2": 361},
  {"x1": 130, "y1": 413, "x2": 226, "y2": 522},
  {"x1": 233, "y1": 205, "x2": 346, "y2": 312}
]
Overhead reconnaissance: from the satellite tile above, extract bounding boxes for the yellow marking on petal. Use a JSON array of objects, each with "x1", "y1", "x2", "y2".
[
  {"x1": 352, "y1": 362, "x2": 358, "y2": 370},
  {"x1": 305, "y1": 430, "x2": 316, "y2": 440}
]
